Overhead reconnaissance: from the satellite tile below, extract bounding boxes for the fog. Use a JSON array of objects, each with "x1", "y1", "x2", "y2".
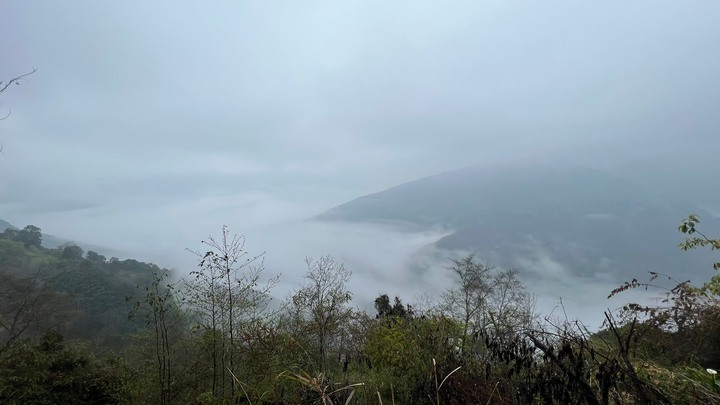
[{"x1": 2, "y1": 1, "x2": 719, "y2": 330}]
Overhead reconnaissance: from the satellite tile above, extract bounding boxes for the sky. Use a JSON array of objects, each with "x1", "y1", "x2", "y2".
[{"x1": 1, "y1": 1, "x2": 719, "y2": 327}]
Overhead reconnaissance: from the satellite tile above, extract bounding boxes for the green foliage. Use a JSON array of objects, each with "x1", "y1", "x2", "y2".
[
  {"x1": 679, "y1": 214, "x2": 720, "y2": 270},
  {"x1": 363, "y1": 315, "x2": 462, "y2": 402},
  {"x1": 373, "y1": 294, "x2": 412, "y2": 319},
  {"x1": 0, "y1": 239, "x2": 32, "y2": 274},
  {"x1": 615, "y1": 216, "x2": 720, "y2": 366},
  {"x1": 61, "y1": 244, "x2": 84, "y2": 261},
  {"x1": 20, "y1": 225, "x2": 42, "y2": 248},
  {"x1": 0, "y1": 271, "x2": 75, "y2": 352},
  {"x1": 0, "y1": 225, "x2": 42, "y2": 249},
  {"x1": 0, "y1": 232, "x2": 163, "y2": 350},
  {"x1": 85, "y1": 250, "x2": 107, "y2": 265},
  {"x1": 603, "y1": 215, "x2": 720, "y2": 403},
  {"x1": 0, "y1": 330, "x2": 127, "y2": 404},
  {"x1": 3, "y1": 217, "x2": 720, "y2": 403}
]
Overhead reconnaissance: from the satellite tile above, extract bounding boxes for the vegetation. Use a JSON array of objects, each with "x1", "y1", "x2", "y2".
[{"x1": 1, "y1": 217, "x2": 720, "y2": 404}]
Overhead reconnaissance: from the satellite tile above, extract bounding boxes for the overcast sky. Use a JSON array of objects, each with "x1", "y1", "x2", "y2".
[{"x1": 1, "y1": 1, "x2": 719, "y2": 324}]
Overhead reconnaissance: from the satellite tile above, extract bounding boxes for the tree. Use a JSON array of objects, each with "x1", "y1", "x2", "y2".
[
  {"x1": 373, "y1": 294, "x2": 393, "y2": 318},
  {"x1": 60, "y1": 244, "x2": 83, "y2": 261},
  {"x1": 0, "y1": 228, "x2": 19, "y2": 241},
  {"x1": 374, "y1": 293, "x2": 412, "y2": 319},
  {"x1": 85, "y1": 251, "x2": 106, "y2": 265},
  {"x1": 484, "y1": 267, "x2": 535, "y2": 337},
  {"x1": 0, "y1": 225, "x2": 42, "y2": 248},
  {"x1": 16, "y1": 225, "x2": 42, "y2": 248},
  {"x1": 443, "y1": 254, "x2": 493, "y2": 347},
  {"x1": 129, "y1": 267, "x2": 179, "y2": 405},
  {"x1": 185, "y1": 226, "x2": 277, "y2": 400},
  {"x1": 442, "y1": 254, "x2": 534, "y2": 351},
  {"x1": 291, "y1": 255, "x2": 353, "y2": 374}
]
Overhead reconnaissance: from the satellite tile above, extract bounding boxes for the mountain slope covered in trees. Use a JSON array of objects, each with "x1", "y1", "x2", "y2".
[
  {"x1": 317, "y1": 164, "x2": 720, "y2": 282},
  {"x1": 0, "y1": 225, "x2": 159, "y2": 350}
]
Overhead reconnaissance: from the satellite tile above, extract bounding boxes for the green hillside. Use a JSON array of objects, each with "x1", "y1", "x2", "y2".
[{"x1": 0, "y1": 225, "x2": 158, "y2": 349}]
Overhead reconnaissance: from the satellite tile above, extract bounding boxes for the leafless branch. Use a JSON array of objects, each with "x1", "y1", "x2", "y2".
[{"x1": 0, "y1": 68, "x2": 37, "y2": 95}]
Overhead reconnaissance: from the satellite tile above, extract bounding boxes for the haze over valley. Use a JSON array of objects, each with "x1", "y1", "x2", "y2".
[
  {"x1": 0, "y1": 1, "x2": 720, "y2": 328},
  {"x1": 2, "y1": 161, "x2": 717, "y2": 328},
  {"x1": 2, "y1": 2, "x2": 720, "y2": 403}
]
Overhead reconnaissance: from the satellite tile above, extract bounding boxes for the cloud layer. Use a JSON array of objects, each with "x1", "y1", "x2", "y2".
[{"x1": 1, "y1": 1, "x2": 718, "y2": 327}]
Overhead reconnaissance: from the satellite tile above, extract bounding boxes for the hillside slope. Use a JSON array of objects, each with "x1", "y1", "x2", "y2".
[{"x1": 317, "y1": 164, "x2": 719, "y2": 281}]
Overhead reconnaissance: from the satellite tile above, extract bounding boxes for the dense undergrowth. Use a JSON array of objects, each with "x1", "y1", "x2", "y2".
[{"x1": 1, "y1": 217, "x2": 720, "y2": 404}]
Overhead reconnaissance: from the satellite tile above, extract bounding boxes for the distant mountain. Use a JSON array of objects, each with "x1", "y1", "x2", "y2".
[
  {"x1": 0, "y1": 219, "x2": 16, "y2": 232},
  {"x1": 317, "y1": 164, "x2": 720, "y2": 282}
]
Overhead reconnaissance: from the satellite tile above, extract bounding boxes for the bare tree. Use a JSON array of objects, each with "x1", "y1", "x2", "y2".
[
  {"x1": 185, "y1": 226, "x2": 278, "y2": 399},
  {"x1": 443, "y1": 254, "x2": 494, "y2": 346},
  {"x1": 443, "y1": 254, "x2": 535, "y2": 350},
  {"x1": 0, "y1": 68, "x2": 36, "y2": 153},
  {"x1": 484, "y1": 267, "x2": 536, "y2": 337},
  {"x1": 128, "y1": 268, "x2": 178, "y2": 405},
  {"x1": 291, "y1": 255, "x2": 353, "y2": 374}
]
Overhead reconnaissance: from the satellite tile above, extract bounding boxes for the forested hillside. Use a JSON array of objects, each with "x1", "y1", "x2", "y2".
[
  {"x1": 2, "y1": 220, "x2": 720, "y2": 404},
  {"x1": 0, "y1": 225, "x2": 158, "y2": 349},
  {"x1": 318, "y1": 164, "x2": 720, "y2": 282}
]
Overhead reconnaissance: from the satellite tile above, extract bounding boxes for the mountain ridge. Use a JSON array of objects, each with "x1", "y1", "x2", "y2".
[
  {"x1": 0, "y1": 219, "x2": 120, "y2": 255},
  {"x1": 315, "y1": 163, "x2": 719, "y2": 282}
]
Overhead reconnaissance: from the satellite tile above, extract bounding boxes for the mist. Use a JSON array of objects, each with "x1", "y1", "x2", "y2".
[{"x1": 3, "y1": 1, "x2": 720, "y2": 332}]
